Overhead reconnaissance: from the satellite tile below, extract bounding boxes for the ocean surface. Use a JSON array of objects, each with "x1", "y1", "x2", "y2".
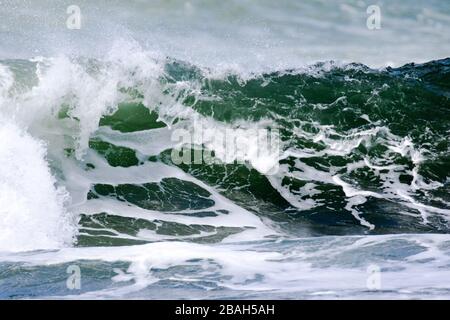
[{"x1": 0, "y1": 0, "x2": 449, "y2": 299}]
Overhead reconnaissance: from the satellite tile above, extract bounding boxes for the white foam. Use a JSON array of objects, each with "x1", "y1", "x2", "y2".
[
  {"x1": 0, "y1": 63, "x2": 78, "y2": 252},
  {"x1": 1, "y1": 233, "x2": 450, "y2": 299},
  {"x1": 0, "y1": 119, "x2": 77, "y2": 252}
]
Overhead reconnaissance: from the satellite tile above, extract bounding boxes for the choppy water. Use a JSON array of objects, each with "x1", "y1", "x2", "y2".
[{"x1": 0, "y1": 0, "x2": 449, "y2": 299}]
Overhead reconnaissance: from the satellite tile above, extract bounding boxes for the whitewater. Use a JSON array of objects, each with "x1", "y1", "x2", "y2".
[{"x1": 0, "y1": 0, "x2": 449, "y2": 299}]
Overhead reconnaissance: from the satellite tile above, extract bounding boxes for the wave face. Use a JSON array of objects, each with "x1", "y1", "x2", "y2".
[
  {"x1": 0, "y1": 1, "x2": 450, "y2": 299},
  {"x1": 0, "y1": 48, "x2": 449, "y2": 298}
]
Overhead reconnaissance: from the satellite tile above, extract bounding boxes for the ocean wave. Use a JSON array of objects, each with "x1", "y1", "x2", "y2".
[{"x1": 0, "y1": 41, "x2": 449, "y2": 298}]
